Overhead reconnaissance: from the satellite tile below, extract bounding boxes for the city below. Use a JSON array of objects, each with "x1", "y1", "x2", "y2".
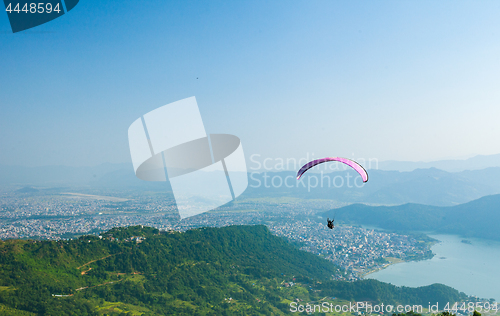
[{"x1": 0, "y1": 187, "x2": 435, "y2": 280}]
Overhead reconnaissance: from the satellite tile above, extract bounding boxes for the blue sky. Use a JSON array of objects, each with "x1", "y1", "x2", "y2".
[{"x1": 1, "y1": 0, "x2": 500, "y2": 167}]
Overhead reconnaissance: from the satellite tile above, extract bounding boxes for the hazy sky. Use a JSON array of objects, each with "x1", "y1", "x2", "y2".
[{"x1": 1, "y1": 0, "x2": 500, "y2": 167}]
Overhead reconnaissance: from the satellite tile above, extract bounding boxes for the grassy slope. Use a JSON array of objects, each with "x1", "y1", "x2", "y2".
[{"x1": 0, "y1": 225, "x2": 466, "y2": 315}]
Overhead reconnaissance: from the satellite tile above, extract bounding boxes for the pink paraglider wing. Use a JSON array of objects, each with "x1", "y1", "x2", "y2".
[{"x1": 296, "y1": 157, "x2": 368, "y2": 182}]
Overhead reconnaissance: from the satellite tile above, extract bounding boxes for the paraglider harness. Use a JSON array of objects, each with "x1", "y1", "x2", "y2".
[{"x1": 327, "y1": 218, "x2": 334, "y2": 229}]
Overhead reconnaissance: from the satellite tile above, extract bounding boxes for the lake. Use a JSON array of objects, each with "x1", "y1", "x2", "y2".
[{"x1": 365, "y1": 234, "x2": 500, "y2": 301}]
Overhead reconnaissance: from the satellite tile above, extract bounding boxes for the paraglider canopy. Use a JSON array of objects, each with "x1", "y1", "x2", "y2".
[{"x1": 296, "y1": 157, "x2": 368, "y2": 182}]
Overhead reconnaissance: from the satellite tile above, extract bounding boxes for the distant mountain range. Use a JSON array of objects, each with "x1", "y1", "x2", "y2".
[
  {"x1": 4, "y1": 156, "x2": 500, "y2": 206},
  {"x1": 0, "y1": 163, "x2": 131, "y2": 186},
  {"x1": 322, "y1": 194, "x2": 500, "y2": 241},
  {"x1": 243, "y1": 167, "x2": 500, "y2": 206},
  {"x1": 0, "y1": 163, "x2": 171, "y2": 191},
  {"x1": 377, "y1": 154, "x2": 500, "y2": 172},
  {"x1": 248, "y1": 154, "x2": 500, "y2": 173},
  {"x1": 3, "y1": 152, "x2": 500, "y2": 184}
]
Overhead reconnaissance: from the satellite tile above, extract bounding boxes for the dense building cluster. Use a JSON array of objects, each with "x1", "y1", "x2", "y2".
[
  {"x1": 267, "y1": 219, "x2": 432, "y2": 280},
  {"x1": 0, "y1": 188, "x2": 433, "y2": 278},
  {"x1": 0, "y1": 190, "x2": 178, "y2": 239}
]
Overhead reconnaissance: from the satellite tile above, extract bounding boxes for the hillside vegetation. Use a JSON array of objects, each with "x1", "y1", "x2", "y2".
[
  {"x1": 324, "y1": 194, "x2": 500, "y2": 240},
  {"x1": 0, "y1": 225, "x2": 465, "y2": 315}
]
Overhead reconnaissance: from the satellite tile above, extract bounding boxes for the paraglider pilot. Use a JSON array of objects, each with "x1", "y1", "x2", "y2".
[{"x1": 327, "y1": 218, "x2": 334, "y2": 229}]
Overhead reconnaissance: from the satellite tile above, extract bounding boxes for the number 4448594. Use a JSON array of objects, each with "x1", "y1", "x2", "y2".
[
  {"x1": 5, "y1": 3, "x2": 61, "y2": 14},
  {"x1": 444, "y1": 302, "x2": 499, "y2": 313}
]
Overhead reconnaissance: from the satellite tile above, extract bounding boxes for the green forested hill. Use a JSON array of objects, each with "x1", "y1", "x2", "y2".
[
  {"x1": 0, "y1": 225, "x2": 466, "y2": 315},
  {"x1": 323, "y1": 194, "x2": 500, "y2": 240}
]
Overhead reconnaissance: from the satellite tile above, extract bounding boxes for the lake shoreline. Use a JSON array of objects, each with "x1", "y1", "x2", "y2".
[
  {"x1": 365, "y1": 234, "x2": 500, "y2": 301},
  {"x1": 360, "y1": 256, "x2": 412, "y2": 278}
]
